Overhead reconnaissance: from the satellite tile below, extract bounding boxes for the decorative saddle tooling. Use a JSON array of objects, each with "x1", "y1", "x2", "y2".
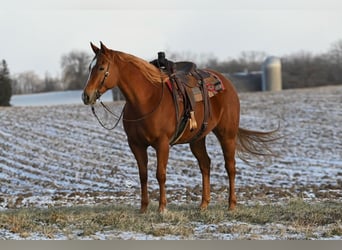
[
  {"x1": 166, "y1": 67, "x2": 225, "y2": 102},
  {"x1": 150, "y1": 54, "x2": 225, "y2": 145}
]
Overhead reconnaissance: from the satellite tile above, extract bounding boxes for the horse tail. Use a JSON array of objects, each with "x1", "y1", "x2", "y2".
[{"x1": 236, "y1": 127, "x2": 280, "y2": 163}]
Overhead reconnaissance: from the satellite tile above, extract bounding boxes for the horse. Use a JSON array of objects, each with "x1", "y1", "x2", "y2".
[{"x1": 82, "y1": 42, "x2": 278, "y2": 213}]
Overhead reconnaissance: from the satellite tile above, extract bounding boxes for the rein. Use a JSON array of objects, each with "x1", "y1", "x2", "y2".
[
  {"x1": 122, "y1": 80, "x2": 165, "y2": 122},
  {"x1": 91, "y1": 71, "x2": 165, "y2": 129},
  {"x1": 91, "y1": 102, "x2": 123, "y2": 130}
]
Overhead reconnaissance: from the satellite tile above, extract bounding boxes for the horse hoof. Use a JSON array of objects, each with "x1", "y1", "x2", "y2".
[
  {"x1": 228, "y1": 205, "x2": 236, "y2": 211},
  {"x1": 140, "y1": 207, "x2": 148, "y2": 214},
  {"x1": 158, "y1": 207, "x2": 168, "y2": 214},
  {"x1": 199, "y1": 207, "x2": 208, "y2": 212}
]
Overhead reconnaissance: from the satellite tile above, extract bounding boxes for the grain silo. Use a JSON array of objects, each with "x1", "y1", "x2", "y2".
[{"x1": 262, "y1": 56, "x2": 282, "y2": 91}]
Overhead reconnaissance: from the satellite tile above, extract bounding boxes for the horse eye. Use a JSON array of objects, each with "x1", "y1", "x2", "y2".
[{"x1": 99, "y1": 66, "x2": 105, "y2": 71}]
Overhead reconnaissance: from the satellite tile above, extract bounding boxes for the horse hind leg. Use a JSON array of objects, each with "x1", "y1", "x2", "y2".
[
  {"x1": 190, "y1": 137, "x2": 211, "y2": 210},
  {"x1": 214, "y1": 131, "x2": 237, "y2": 210}
]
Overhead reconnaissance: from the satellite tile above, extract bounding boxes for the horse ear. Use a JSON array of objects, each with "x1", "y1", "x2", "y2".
[
  {"x1": 90, "y1": 42, "x2": 100, "y2": 54},
  {"x1": 100, "y1": 41, "x2": 109, "y2": 53}
]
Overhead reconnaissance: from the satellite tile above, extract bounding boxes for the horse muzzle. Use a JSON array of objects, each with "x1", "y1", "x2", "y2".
[{"x1": 82, "y1": 90, "x2": 99, "y2": 105}]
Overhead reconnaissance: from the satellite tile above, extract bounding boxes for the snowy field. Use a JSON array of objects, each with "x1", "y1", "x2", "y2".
[
  {"x1": 10, "y1": 90, "x2": 113, "y2": 107},
  {"x1": 0, "y1": 86, "x2": 341, "y2": 239}
]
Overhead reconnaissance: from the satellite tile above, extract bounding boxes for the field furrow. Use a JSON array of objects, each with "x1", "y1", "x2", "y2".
[{"x1": 0, "y1": 86, "x2": 341, "y2": 209}]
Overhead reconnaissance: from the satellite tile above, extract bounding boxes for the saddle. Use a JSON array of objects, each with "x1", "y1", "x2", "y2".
[
  {"x1": 174, "y1": 61, "x2": 197, "y2": 74},
  {"x1": 150, "y1": 52, "x2": 224, "y2": 145}
]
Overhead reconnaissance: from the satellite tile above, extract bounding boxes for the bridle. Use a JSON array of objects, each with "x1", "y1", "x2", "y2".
[
  {"x1": 91, "y1": 61, "x2": 123, "y2": 130},
  {"x1": 95, "y1": 63, "x2": 110, "y2": 100},
  {"x1": 90, "y1": 59, "x2": 165, "y2": 130}
]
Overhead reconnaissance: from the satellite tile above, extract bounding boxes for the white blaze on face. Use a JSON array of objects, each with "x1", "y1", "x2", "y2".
[
  {"x1": 90, "y1": 58, "x2": 97, "y2": 71},
  {"x1": 86, "y1": 58, "x2": 97, "y2": 83}
]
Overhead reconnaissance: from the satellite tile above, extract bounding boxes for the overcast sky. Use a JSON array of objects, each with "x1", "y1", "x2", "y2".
[{"x1": 1, "y1": 0, "x2": 342, "y2": 77}]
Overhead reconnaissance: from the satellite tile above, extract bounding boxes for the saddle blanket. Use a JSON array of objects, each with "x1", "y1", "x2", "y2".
[
  {"x1": 165, "y1": 72, "x2": 225, "y2": 102},
  {"x1": 192, "y1": 73, "x2": 225, "y2": 102}
]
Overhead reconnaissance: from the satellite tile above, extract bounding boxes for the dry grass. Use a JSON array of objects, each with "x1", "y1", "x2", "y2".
[{"x1": 0, "y1": 199, "x2": 341, "y2": 239}]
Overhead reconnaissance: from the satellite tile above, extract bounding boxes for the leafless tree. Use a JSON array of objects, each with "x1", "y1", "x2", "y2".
[
  {"x1": 327, "y1": 39, "x2": 342, "y2": 83},
  {"x1": 61, "y1": 50, "x2": 91, "y2": 90},
  {"x1": 12, "y1": 71, "x2": 44, "y2": 94}
]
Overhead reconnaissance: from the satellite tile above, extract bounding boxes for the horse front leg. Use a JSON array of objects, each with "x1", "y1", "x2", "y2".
[
  {"x1": 129, "y1": 143, "x2": 149, "y2": 213},
  {"x1": 154, "y1": 139, "x2": 170, "y2": 213}
]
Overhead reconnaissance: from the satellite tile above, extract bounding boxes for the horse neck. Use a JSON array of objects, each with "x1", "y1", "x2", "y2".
[{"x1": 115, "y1": 56, "x2": 162, "y2": 111}]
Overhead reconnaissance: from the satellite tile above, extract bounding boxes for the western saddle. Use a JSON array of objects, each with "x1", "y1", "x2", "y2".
[{"x1": 150, "y1": 52, "x2": 212, "y2": 145}]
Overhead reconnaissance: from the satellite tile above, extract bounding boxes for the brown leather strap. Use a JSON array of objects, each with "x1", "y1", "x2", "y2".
[
  {"x1": 188, "y1": 71, "x2": 211, "y2": 143},
  {"x1": 169, "y1": 70, "x2": 212, "y2": 145}
]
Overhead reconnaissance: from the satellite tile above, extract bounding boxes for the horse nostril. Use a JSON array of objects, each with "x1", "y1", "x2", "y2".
[{"x1": 82, "y1": 92, "x2": 89, "y2": 104}]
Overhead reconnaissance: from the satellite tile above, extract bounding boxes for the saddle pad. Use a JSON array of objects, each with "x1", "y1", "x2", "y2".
[
  {"x1": 192, "y1": 73, "x2": 225, "y2": 102},
  {"x1": 165, "y1": 72, "x2": 225, "y2": 102}
]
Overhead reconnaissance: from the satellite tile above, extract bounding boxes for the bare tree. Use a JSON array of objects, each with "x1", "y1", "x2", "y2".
[
  {"x1": 43, "y1": 72, "x2": 62, "y2": 92},
  {"x1": 61, "y1": 50, "x2": 91, "y2": 90},
  {"x1": 12, "y1": 71, "x2": 44, "y2": 94},
  {"x1": 204, "y1": 51, "x2": 267, "y2": 73},
  {"x1": 329, "y1": 39, "x2": 342, "y2": 64},
  {"x1": 238, "y1": 51, "x2": 267, "y2": 70},
  {"x1": 281, "y1": 50, "x2": 337, "y2": 88},
  {"x1": 327, "y1": 39, "x2": 342, "y2": 83}
]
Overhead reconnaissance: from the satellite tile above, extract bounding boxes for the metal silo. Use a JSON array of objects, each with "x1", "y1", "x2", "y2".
[{"x1": 262, "y1": 56, "x2": 282, "y2": 91}]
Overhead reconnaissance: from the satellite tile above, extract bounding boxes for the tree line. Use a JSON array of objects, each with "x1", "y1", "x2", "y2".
[
  {"x1": 9, "y1": 50, "x2": 91, "y2": 95},
  {"x1": 1, "y1": 39, "x2": 342, "y2": 106},
  {"x1": 170, "y1": 39, "x2": 342, "y2": 89}
]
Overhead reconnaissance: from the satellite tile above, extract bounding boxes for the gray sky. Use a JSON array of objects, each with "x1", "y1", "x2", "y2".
[{"x1": 1, "y1": 0, "x2": 342, "y2": 77}]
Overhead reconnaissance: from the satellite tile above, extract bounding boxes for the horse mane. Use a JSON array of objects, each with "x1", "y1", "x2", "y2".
[{"x1": 114, "y1": 51, "x2": 167, "y2": 84}]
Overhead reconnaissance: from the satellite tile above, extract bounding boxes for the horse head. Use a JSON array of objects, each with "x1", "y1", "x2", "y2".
[{"x1": 82, "y1": 42, "x2": 119, "y2": 105}]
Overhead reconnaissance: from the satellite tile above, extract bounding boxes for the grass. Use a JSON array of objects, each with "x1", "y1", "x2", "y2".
[{"x1": 0, "y1": 199, "x2": 341, "y2": 239}]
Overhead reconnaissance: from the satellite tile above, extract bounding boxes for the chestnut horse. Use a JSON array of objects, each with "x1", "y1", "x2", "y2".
[{"x1": 82, "y1": 42, "x2": 277, "y2": 213}]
